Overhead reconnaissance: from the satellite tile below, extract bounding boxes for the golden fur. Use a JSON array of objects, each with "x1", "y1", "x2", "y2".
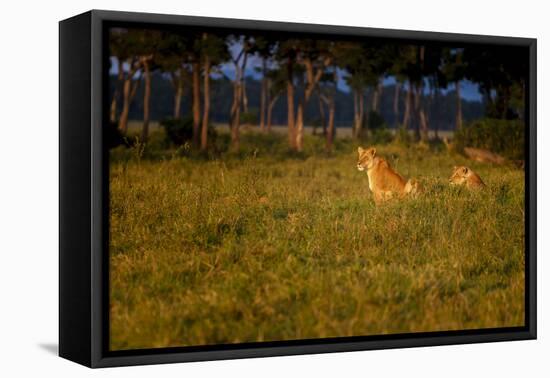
[
  {"x1": 357, "y1": 147, "x2": 420, "y2": 203},
  {"x1": 449, "y1": 166, "x2": 485, "y2": 190}
]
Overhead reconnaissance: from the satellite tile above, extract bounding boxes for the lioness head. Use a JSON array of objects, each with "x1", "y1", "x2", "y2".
[
  {"x1": 357, "y1": 147, "x2": 376, "y2": 171},
  {"x1": 449, "y1": 166, "x2": 471, "y2": 185}
]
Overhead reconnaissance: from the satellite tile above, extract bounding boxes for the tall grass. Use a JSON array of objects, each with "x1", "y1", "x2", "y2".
[{"x1": 109, "y1": 131, "x2": 525, "y2": 350}]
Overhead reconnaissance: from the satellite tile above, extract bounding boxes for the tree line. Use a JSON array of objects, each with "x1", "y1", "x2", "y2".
[
  {"x1": 109, "y1": 27, "x2": 527, "y2": 152},
  {"x1": 111, "y1": 76, "x2": 486, "y2": 131}
]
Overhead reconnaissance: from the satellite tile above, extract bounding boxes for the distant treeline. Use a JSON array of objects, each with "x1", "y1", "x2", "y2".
[
  {"x1": 109, "y1": 27, "x2": 527, "y2": 153},
  {"x1": 111, "y1": 73, "x2": 485, "y2": 131}
]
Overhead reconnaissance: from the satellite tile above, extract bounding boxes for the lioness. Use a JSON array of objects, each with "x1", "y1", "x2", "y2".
[
  {"x1": 449, "y1": 166, "x2": 485, "y2": 190},
  {"x1": 357, "y1": 146, "x2": 420, "y2": 203}
]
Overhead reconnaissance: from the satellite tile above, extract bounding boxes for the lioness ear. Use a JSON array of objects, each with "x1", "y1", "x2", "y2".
[
  {"x1": 358, "y1": 146, "x2": 364, "y2": 155},
  {"x1": 369, "y1": 147, "x2": 377, "y2": 157},
  {"x1": 462, "y1": 167, "x2": 469, "y2": 174}
]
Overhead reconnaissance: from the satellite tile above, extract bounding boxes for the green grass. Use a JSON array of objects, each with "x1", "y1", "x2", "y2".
[{"x1": 109, "y1": 131, "x2": 525, "y2": 350}]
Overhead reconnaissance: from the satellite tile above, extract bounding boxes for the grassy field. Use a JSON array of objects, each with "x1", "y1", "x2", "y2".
[{"x1": 109, "y1": 130, "x2": 525, "y2": 351}]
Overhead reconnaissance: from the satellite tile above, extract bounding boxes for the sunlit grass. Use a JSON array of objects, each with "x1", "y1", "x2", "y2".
[{"x1": 109, "y1": 132, "x2": 525, "y2": 350}]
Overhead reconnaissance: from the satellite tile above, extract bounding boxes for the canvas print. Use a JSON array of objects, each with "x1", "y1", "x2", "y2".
[{"x1": 107, "y1": 24, "x2": 528, "y2": 351}]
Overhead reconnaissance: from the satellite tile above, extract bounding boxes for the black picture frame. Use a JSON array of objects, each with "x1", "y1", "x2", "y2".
[{"x1": 59, "y1": 9, "x2": 537, "y2": 368}]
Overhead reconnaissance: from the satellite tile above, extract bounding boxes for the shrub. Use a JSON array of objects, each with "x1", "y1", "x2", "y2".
[
  {"x1": 106, "y1": 121, "x2": 125, "y2": 149},
  {"x1": 394, "y1": 126, "x2": 412, "y2": 147},
  {"x1": 160, "y1": 117, "x2": 217, "y2": 147},
  {"x1": 370, "y1": 127, "x2": 394, "y2": 145},
  {"x1": 366, "y1": 111, "x2": 393, "y2": 145},
  {"x1": 454, "y1": 118, "x2": 525, "y2": 160},
  {"x1": 367, "y1": 110, "x2": 386, "y2": 131},
  {"x1": 159, "y1": 117, "x2": 194, "y2": 145},
  {"x1": 240, "y1": 109, "x2": 258, "y2": 125}
]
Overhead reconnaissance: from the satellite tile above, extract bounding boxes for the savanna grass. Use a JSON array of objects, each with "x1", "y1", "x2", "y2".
[{"x1": 109, "y1": 131, "x2": 525, "y2": 350}]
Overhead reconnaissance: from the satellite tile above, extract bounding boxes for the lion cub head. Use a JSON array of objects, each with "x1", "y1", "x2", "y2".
[
  {"x1": 357, "y1": 147, "x2": 376, "y2": 171},
  {"x1": 449, "y1": 166, "x2": 485, "y2": 189}
]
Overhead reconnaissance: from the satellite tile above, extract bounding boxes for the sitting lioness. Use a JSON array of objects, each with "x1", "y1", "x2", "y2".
[
  {"x1": 357, "y1": 147, "x2": 420, "y2": 204},
  {"x1": 449, "y1": 166, "x2": 485, "y2": 190}
]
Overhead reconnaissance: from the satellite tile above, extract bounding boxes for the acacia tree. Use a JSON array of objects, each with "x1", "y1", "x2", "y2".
[
  {"x1": 110, "y1": 29, "x2": 142, "y2": 134},
  {"x1": 319, "y1": 64, "x2": 338, "y2": 152},
  {"x1": 200, "y1": 32, "x2": 229, "y2": 151},
  {"x1": 441, "y1": 48, "x2": 465, "y2": 130},
  {"x1": 252, "y1": 36, "x2": 278, "y2": 132},
  {"x1": 277, "y1": 39, "x2": 332, "y2": 151},
  {"x1": 340, "y1": 42, "x2": 389, "y2": 140},
  {"x1": 109, "y1": 56, "x2": 124, "y2": 123},
  {"x1": 389, "y1": 45, "x2": 418, "y2": 132},
  {"x1": 276, "y1": 39, "x2": 299, "y2": 148},
  {"x1": 125, "y1": 29, "x2": 161, "y2": 142},
  {"x1": 392, "y1": 44, "x2": 427, "y2": 141},
  {"x1": 139, "y1": 53, "x2": 154, "y2": 142},
  {"x1": 182, "y1": 34, "x2": 203, "y2": 147},
  {"x1": 295, "y1": 41, "x2": 332, "y2": 151},
  {"x1": 421, "y1": 46, "x2": 445, "y2": 140},
  {"x1": 157, "y1": 32, "x2": 192, "y2": 119},
  {"x1": 463, "y1": 45, "x2": 527, "y2": 120},
  {"x1": 227, "y1": 34, "x2": 253, "y2": 149},
  {"x1": 265, "y1": 66, "x2": 285, "y2": 132}
]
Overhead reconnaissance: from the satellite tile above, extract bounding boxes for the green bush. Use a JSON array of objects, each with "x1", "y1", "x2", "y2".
[
  {"x1": 160, "y1": 117, "x2": 217, "y2": 147},
  {"x1": 454, "y1": 118, "x2": 525, "y2": 160},
  {"x1": 365, "y1": 111, "x2": 393, "y2": 145},
  {"x1": 159, "y1": 117, "x2": 194, "y2": 145},
  {"x1": 394, "y1": 126, "x2": 412, "y2": 147},
  {"x1": 370, "y1": 128, "x2": 394, "y2": 145},
  {"x1": 106, "y1": 121, "x2": 126, "y2": 149},
  {"x1": 240, "y1": 109, "x2": 258, "y2": 125},
  {"x1": 367, "y1": 110, "x2": 386, "y2": 131}
]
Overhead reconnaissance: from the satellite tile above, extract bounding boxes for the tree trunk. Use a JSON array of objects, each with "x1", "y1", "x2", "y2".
[
  {"x1": 231, "y1": 83, "x2": 242, "y2": 150},
  {"x1": 174, "y1": 83, "x2": 183, "y2": 119},
  {"x1": 117, "y1": 60, "x2": 140, "y2": 133},
  {"x1": 229, "y1": 79, "x2": 241, "y2": 148},
  {"x1": 201, "y1": 56, "x2": 211, "y2": 151},
  {"x1": 402, "y1": 81, "x2": 412, "y2": 130},
  {"x1": 414, "y1": 84, "x2": 428, "y2": 142},
  {"x1": 293, "y1": 57, "x2": 328, "y2": 151},
  {"x1": 412, "y1": 84, "x2": 421, "y2": 141},
  {"x1": 419, "y1": 107, "x2": 429, "y2": 142},
  {"x1": 118, "y1": 78, "x2": 131, "y2": 133},
  {"x1": 267, "y1": 93, "x2": 279, "y2": 133},
  {"x1": 192, "y1": 61, "x2": 201, "y2": 148},
  {"x1": 295, "y1": 101, "x2": 305, "y2": 151},
  {"x1": 110, "y1": 59, "x2": 124, "y2": 123},
  {"x1": 417, "y1": 46, "x2": 428, "y2": 142},
  {"x1": 455, "y1": 80, "x2": 462, "y2": 130},
  {"x1": 173, "y1": 68, "x2": 184, "y2": 119},
  {"x1": 140, "y1": 58, "x2": 151, "y2": 142},
  {"x1": 325, "y1": 68, "x2": 337, "y2": 153},
  {"x1": 110, "y1": 95, "x2": 118, "y2": 124},
  {"x1": 371, "y1": 80, "x2": 383, "y2": 113},
  {"x1": 393, "y1": 82, "x2": 400, "y2": 127},
  {"x1": 433, "y1": 84, "x2": 440, "y2": 139},
  {"x1": 242, "y1": 78, "x2": 249, "y2": 114},
  {"x1": 229, "y1": 49, "x2": 248, "y2": 149},
  {"x1": 286, "y1": 58, "x2": 296, "y2": 149},
  {"x1": 326, "y1": 101, "x2": 335, "y2": 152},
  {"x1": 259, "y1": 59, "x2": 267, "y2": 131},
  {"x1": 316, "y1": 87, "x2": 326, "y2": 136}
]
